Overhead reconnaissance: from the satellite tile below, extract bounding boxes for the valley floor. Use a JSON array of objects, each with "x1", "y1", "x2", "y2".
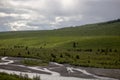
[{"x1": 0, "y1": 57, "x2": 120, "y2": 80}]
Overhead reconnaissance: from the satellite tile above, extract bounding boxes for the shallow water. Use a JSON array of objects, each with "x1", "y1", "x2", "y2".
[{"x1": 0, "y1": 57, "x2": 118, "y2": 80}]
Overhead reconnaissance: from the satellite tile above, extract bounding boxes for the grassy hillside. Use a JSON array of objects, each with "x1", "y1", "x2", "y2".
[
  {"x1": 0, "y1": 19, "x2": 120, "y2": 38},
  {"x1": 0, "y1": 19, "x2": 120, "y2": 69},
  {"x1": 0, "y1": 20, "x2": 120, "y2": 48}
]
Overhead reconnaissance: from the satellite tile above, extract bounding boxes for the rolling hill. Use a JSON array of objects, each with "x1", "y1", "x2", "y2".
[{"x1": 0, "y1": 19, "x2": 120, "y2": 49}]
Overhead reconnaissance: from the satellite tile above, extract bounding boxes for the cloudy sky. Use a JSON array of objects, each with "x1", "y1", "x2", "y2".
[{"x1": 0, "y1": 0, "x2": 120, "y2": 31}]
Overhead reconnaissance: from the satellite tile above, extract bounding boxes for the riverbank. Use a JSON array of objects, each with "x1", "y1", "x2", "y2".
[{"x1": 0, "y1": 57, "x2": 119, "y2": 80}]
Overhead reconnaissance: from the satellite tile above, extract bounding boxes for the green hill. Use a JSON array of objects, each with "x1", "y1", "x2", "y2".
[
  {"x1": 0, "y1": 19, "x2": 120, "y2": 38},
  {"x1": 0, "y1": 19, "x2": 120, "y2": 49},
  {"x1": 0, "y1": 19, "x2": 120, "y2": 69}
]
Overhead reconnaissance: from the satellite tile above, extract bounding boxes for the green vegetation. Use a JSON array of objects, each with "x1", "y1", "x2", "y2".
[
  {"x1": 21, "y1": 59, "x2": 48, "y2": 66},
  {"x1": 0, "y1": 47, "x2": 119, "y2": 68},
  {"x1": 0, "y1": 72, "x2": 41, "y2": 80},
  {"x1": 0, "y1": 19, "x2": 120, "y2": 69}
]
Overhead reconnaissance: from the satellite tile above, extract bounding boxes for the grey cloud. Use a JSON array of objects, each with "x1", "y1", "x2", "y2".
[{"x1": 0, "y1": 0, "x2": 120, "y2": 31}]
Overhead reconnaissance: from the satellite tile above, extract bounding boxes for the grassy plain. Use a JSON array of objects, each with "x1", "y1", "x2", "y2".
[{"x1": 0, "y1": 20, "x2": 120, "y2": 68}]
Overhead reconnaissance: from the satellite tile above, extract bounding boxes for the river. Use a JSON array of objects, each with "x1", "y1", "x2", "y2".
[{"x1": 0, "y1": 57, "x2": 118, "y2": 80}]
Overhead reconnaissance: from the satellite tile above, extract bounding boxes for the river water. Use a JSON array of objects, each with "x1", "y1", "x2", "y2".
[{"x1": 0, "y1": 57, "x2": 118, "y2": 80}]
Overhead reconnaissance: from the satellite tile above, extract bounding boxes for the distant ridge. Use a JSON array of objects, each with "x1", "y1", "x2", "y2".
[
  {"x1": 97, "y1": 19, "x2": 120, "y2": 25},
  {"x1": 0, "y1": 19, "x2": 120, "y2": 39}
]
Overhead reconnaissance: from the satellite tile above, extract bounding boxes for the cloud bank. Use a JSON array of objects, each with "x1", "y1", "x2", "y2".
[{"x1": 0, "y1": 0, "x2": 120, "y2": 31}]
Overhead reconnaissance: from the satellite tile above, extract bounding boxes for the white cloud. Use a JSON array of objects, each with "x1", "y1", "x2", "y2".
[
  {"x1": 55, "y1": 17, "x2": 63, "y2": 22},
  {"x1": 63, "y1": 15, "x2": 83, "y2": 21},
  {"x1": 50, "y1": 15, "x2": 83, "y2": 26},
  {"x1": 7, "y1": 21, "x2": 39, "y2": 31},
  {"x1": 0, "y1": 12, "x2": 31, "y2": 19},
  {"x1": 8, "y1": 21, "x2": 27, "y2": 31}
]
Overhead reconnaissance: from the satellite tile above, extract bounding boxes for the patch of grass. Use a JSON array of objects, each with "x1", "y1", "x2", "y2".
[
  {"x1": 0, "y1": 47, "x2": 119, "y2": 69},
  {"x1": 57, "y1": 36, "x2": 120, "y2": 49},
  {"x1": 21, "y1": 59, "x2": 48, "y2": 66},
  {"x1": 0, "y1": 72, "x2": 32, "y2": 80}
]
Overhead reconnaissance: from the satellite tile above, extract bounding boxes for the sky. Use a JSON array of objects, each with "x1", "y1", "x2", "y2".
[{"x1": 0, "y1": 0, "x2": 120, "y2": 31}]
